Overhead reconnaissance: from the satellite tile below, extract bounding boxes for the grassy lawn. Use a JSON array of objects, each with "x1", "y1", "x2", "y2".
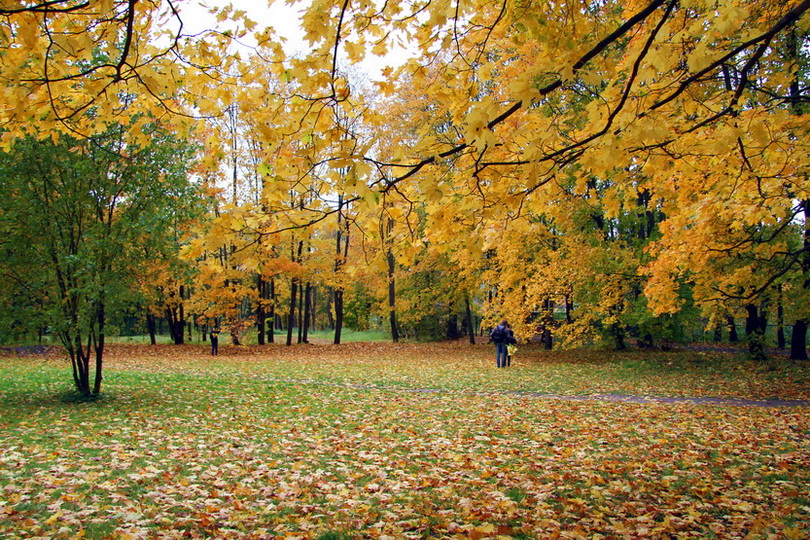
[
  {"x1": 101, "y1": 329, "x2": 391, "y2": 346},
  {"x1": 1, "y1": 342, "x2": 808, "y2": 539}
]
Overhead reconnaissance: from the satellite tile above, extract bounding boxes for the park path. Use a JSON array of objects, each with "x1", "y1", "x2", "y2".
[
  {"x1": 272, "y1": 378, "x2": 810, "y2": 408},
  {"x1": 496, "y1": 391, "x2": 810, "y2": 408}
]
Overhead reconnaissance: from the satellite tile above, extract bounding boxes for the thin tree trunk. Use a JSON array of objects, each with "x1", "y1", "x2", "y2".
[
  {"x1": 745, "y1": 304, "x2": 767, "y2": 361},
  {"x1": 727, "y1": 315, "x2": 739, "y2": 343},
  {"x1": 310, "y1": 286, "x2": 317, "y2": 331},
  {"x1": 77, "y1": 344, "x2": 91, "y2": 396},
  {"x1": 146, "y1": 311, "x2": 157, "y2": 345},
  {"x1": 465, "y1": 296, "x2": 476, "y2": 345},
  {"x1": 297, "y1": 282, "x2": 304, "y2": 344},
  {"x1": 334, "y1": 289, "x2": 344, "y2": 345},
  {"x1": 381, "y1": 205, "x2": 399, "y2": 343},
  {"x1": 286, "y1": 278, "x2": 297, "y2": 347},
  {"x1": 791, "y1": 199, "x2": 810, "y2": 360},
  {"x1": 791, "y1": 320, "x2": 808, "y2": 361},
  {"x1": 178, "y1": 286, "x2": 186, "y2": 344},
  {"x1": 93, "y1": 301, "x2": 105, "y2": 395},
  {"x1": 446, "y1": 311, "x2": 459, "y2": 340},
  {"x1": 302, "y1": 282, "x2": 312, "y2": 343},
  {"x1": 257, "y1": 274, "x2": 266, "y2": 345},
  {"x1": 268, "y1": 278, "x2": 275, "y2": 344},
  {"x1": 287, "y1": 240, "x2": 304, "y2": 346},
  {"x1": 565, "y1": 294, "x2": 573, "y2": 324},
  {"x1": 777, "y1": 284, "x2": 786, "y2": 349},
  {"x1": 165, "y1": 307, "x2": 180, "y2": 344},
  {"x1": 788, "y1": 32, "x2": 808, "y2": 360},
  {"x1": 327, "y1": 288, "x2": 336, "y2": 330},
  {"x1": 387, "y1": 249, "x2": 399, "y2": 343},
  {"x1": 713, "y1": 323, "x2": 722, "y2": 343},
  {"x1": 333, "y1": 193, "x2": 350, "y2": 345},
  {"x1": 65, "y1": 339, "x2": 80, "y2": 391}
]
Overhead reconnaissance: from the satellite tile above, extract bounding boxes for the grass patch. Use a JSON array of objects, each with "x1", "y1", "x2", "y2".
[
  {"x1": 306, "y1": 329, "x2": 391, "y2": 342},
  {"x1": 0, "y1": 342, "x2": 808, "y2": 539}
]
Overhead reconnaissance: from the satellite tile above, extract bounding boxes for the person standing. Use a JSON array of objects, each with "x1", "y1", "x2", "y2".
[
  {"x1": 490, "y1": 320, "x2": 514, "y2": 368},
  {"x1": 210, "y1": 327, "x2": 220, "y2": 356}
]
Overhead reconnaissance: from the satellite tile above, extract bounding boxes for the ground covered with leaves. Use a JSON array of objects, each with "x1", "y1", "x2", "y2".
[{"x1": 1, "y1": 342, "x2": 808, "y2": 539}]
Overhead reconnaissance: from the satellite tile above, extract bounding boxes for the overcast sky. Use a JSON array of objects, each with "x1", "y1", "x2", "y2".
[{"x1": 173, "y1": 0, "x2": 409, "y2": 80}]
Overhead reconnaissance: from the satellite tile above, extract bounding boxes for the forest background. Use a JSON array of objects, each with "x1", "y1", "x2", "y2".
[{"x1": 0, "y1": 0, "x2": 809, "y2": 396}]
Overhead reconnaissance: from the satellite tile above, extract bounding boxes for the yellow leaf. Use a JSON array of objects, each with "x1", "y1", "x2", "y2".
[
  {"x1": 93, "y1": 0, "x2": 115, "y2": 13},
  {"x1": 560, "y1": 64, "x2": 575, "y2": 82},
  {"x1": 17, "y1": 12, "x2": 40, "y2": 48},
  {"x1": 581, "y1": 69, "x2": 603, "y2": 86},
  {"x1": 473, "y1": 523, "x2": 496, "y2": 534},
  {"x1": 426, "y1": 187, "x2": 443, "y2": 202}
]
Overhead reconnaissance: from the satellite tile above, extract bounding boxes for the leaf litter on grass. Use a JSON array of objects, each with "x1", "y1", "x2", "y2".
[{"x1": 1, "y1": 342, "x2": 808, "y2": 539}]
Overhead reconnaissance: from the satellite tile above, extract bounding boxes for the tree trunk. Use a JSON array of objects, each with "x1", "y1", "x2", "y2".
[
  {"x1": 542, "y1": 299, "x2": 554, "y2": 350},
  {"x1": 787, "y1": 198, "x2": 807, "y2": 360},
  {"x1": 287, "y1": 240, "x2": 304, "y2": 346},
  {"x1": 76, "y1": 344, "x2": 91, "y2": 396},
  {"x1": 302, "y1": 282, "x2": 312, "y2": 343},
  {"x1": 64, "y1": 330, "x2": 92, "y2": 396},
  {"x1": 788, "y1": 198, "x2": 808, "y2": 360},
  {"x1": 257, "y1": 274, "x2": 266, "y2": 345},
  {"x1": 327, "y1": 288, "x2": 336, "y2": 330},
  {"x1": 146, "y1": 311, "x2": 157, "y2": 345},
  {"x1": 727, "y1": 315, "x2": 739, "y2": 343},
  {"x1": 777, "y1": 284, "x2": 786, "y2": 349},
  {"x1": 387, "y1": 249, "x2": 399, "y2": 343},
  {"x1": 93, "y1": 301, "x2": 105, "y2": 395},
  {"x1": 333, "y1": 193, "x2": 350, "y2": 345},
  {"x1": 610, "y1": 322, "x2": 626, "y2": 350},
  {"x1": 310, "y1": 286, "x2": 317, "y2": 331},
  {"x1": 745, "y1": 304, "x2": 767, "y2": 361},
  {"x1": 164, "y1": 285, "x2": 185, "y2": 345},
  {"x1": 565, "y1": 294, "x2": 573, "y2": 324},
  {"x1": 286, "y1": 277, "x2": 297, "y2": 346},
  {"x1": 230, "y1": 323, "x2": 241, "y2": 346},
  {"x1": 66, "y1": 340, "x2": 80, "y2": 392},
  {"x1": 165, "y1": 306, "x2": 184, "y2": 345},
  {"x1": 334, "y1": 288, "x2": 344, "y2": 345},
  {"x1": 791, "y1": 320, "x2": 808, "y2": 361},
  {"x1": 267, "y1": 278, "x2": 275, "y2": 344},
  {"x1": 297, "y1": 282, "x2": 304, "y2": 344},
  {"x1": 788, "y1": 33, "x2": 808, "y2": 360},
  {"x1": 446, "y1": 312, "x2": 459, "y2": 340},
  {"x1": 465, "y1": 296, "x2": 476, "y2": 345},
  {"x1": 178, "y1": 285, "x2": 186, "y2": 344}
]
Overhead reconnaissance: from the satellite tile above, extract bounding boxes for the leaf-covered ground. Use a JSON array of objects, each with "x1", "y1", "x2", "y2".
[{"x1": 1, "y1": 342, "x2": 808, "y2": 539}]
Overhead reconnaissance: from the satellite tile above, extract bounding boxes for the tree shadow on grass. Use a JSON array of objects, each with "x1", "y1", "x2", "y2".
[{"x1": 0, "y1": 384, "x2": 167, "y2": 421}]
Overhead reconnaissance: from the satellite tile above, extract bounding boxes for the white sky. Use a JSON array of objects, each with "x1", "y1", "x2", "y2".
[{"x1": 174, "y1": 0, "x2": 410, "y2": 80}]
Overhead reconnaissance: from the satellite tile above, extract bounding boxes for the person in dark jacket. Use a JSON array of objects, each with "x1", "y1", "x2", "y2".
[{"x1": 490, "y1": 320, "x2": 515, "y2": 368}]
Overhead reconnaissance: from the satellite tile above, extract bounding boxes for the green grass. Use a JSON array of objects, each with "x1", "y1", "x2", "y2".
[
  {"x1": 0, "y1": 343, "x2": 808, "y2": 539},
  {"x1": 106, "y1": 334, "x2": 178, "y2": 344},
  {"x1": 8, "y1": 328, "x2": 391, "y2": 347},
  {"x1": 305, "y1": 328, "x2": 391, "y2": 342}
]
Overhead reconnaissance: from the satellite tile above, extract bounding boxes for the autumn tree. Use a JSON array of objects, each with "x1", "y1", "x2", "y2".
[
  {"x1": 6, "y1": 0, "x2": 809, "y2": 358},
  {"x1": 256, "y1": 0, "x2": 810, "y2": 355},
  {"x1": 0, "y1": 123, "x2": 201, "y2": 396}
]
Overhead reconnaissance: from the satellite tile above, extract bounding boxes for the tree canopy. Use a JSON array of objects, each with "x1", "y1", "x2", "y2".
[{"x1": 1, "y1": 0, "x2": 809, "y2": 395}]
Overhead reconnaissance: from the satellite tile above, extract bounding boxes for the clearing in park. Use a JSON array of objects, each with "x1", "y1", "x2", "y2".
[{"x1": 1, "y1": 341, "x2": 808, "y2": 539}]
